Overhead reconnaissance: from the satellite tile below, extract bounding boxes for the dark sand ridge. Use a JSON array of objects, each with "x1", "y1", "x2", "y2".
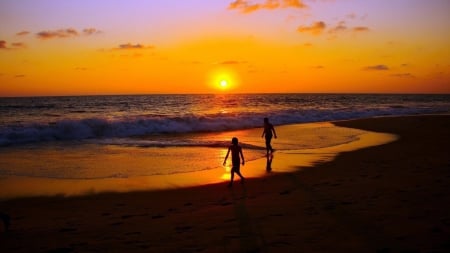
[{"x1": 0, "y1": 115, "x2": 449, "y2": 252}]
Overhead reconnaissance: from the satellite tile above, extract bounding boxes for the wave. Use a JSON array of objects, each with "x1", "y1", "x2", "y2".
[{"x1": 0, "y1": 106, "x2": 447, "y2": 146}]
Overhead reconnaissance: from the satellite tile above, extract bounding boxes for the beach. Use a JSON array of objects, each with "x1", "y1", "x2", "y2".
[{"x1": 1, "y1": 115, "x2": 449, "y2": 252}]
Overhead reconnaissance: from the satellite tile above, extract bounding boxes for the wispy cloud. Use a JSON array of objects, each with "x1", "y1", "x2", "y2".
[
  {"x1": 346, "y1": 13, "x2": 367, "y2": 21},
  {"x1": 37, "y1": 28, "x2": 78, "y2": 39},
  {"x1": 82, "y1": 28, "x2": 101, "y2": 35},
  {"x1": 16, "y1": 31, "x2": 30, "y2": 36},
  {"x1": 11, "y1": 42, "x2": 26, "y2": 49},
  {"x1": 36, "y1": 28, "x2": 101, "y2": 39},
  {"x1": 218, "y1": 60, "x2": 247, "y2": 65},
  {"x1": 115, "y1": 43, "x2": 155, "y2": 50},
  {"x1": 297, "y1": 21, "x2": 326, "y2": 35},
  {"x1": 364, "y1": 65, "x2": 389, "y2": 71},
  {"x1": 391, "y1": 73, "x2": 415, "y2": 78},
  {"x1": 353, "y1": 26, "x2": 370, "y2": 32},
  {"x1": 228, "y1": 0, "x2": 307, "y2": 13},
  {"x1": 0, "y1": 40, "x2": 26, "y2": 50},
  {"x1": 328, "y1": 21, "x2": 347, "y2": 34},
  {"x1": 325, "y1": 21, "x2": 370, "y2": 39}
]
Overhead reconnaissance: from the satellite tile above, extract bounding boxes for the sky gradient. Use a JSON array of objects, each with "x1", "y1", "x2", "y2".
[{"x1": 1, "y1": 0, "x2": 449, "y2": 96}]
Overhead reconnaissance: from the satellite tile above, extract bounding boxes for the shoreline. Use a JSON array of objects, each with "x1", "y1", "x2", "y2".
[
  {"x1": 0, "y1": 121, "x2": 396, "y2": 200},
  {"x1": 1, "y1": 115, "x2": 449, "y2": 252}
]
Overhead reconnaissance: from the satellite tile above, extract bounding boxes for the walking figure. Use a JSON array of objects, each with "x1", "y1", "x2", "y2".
[
  {"x1": 223, "y1": 137, "x2": 245, "y2": 187},
  {"x1": 261, "y1": 117, "x2": 277, "y2": 156}
]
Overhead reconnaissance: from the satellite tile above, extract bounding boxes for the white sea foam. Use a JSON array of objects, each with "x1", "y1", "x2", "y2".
[{"x1": 0, "y1": 94, "x2": 448, "y2": 146}]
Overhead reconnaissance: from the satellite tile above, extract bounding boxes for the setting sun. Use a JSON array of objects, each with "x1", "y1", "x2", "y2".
[
  {"x1": 209, "y1": 68, "x2": 239, "y2": 92},
  {"x1": 220, "y1": 80, "x2": 228, "y2": 88}
]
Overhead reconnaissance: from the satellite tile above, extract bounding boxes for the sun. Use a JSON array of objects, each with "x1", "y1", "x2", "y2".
[
  {"x1": 220, "y1": 80, "x2": 228, "y2": 88},
  {"x1": 208, "y1": 68, "x2": 239, "y2": 92}
]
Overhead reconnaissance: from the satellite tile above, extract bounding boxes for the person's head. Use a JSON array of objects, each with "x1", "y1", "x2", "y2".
[
  {"x1": 232, "y1": 137, "x2": 238, "y2": 145},
  {"x1": 264, "y1": 117, "x2": 269, "y2": 123}
]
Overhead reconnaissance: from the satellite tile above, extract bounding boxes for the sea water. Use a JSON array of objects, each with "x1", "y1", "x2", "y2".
[{"x1": 0, "y1": 94, "x2": 449, "y2": 198}]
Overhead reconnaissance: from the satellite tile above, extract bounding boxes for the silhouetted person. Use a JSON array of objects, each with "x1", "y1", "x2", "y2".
[
  {"x1": 223, "y1": 137, "x2": 245, "y2": 187},
  {"x1": 261, "y1": 117, "x2": 277, "y2": 156}
]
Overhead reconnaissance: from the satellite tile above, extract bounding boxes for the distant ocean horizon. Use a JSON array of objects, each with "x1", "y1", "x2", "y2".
[{"x1": 1, "y1": 93, "x2": 449, "y2": 147}]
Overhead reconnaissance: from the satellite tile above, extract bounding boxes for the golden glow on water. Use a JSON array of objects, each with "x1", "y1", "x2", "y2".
[
  {"x1": 0, "y1": 124, "x2": 398, "y2": 200},
  {"x1": 221, "y1": 166, "x2": 231, "y2": 181},
  {"x1": 219, "y1": 148, "x2": 232, "y2": 180}
]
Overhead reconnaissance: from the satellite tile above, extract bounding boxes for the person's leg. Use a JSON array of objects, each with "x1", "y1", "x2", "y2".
[
  {"x1": 233, "y1": 166, "x2": 244, "y2": 182},
  {"x1": 237, "y1": 171, "x2": 245, "y2": 181},
  {"x1": 265, "y1": 137, "x2": 272, "y2": 155},
  {"x1": 268, "y1": 135, "x2": 274, "y2": 152},
  {"x1": 229, "y1": 167, "x2": 235, "y2": 186}
]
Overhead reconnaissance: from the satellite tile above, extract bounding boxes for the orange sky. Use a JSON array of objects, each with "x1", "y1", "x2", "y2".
[{"x1": 1, "y1": 0, "x2": 449, "y2": 96}]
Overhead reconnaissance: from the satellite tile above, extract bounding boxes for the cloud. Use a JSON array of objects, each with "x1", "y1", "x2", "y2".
[
  {"x1": 11, "y1": 42, "x2": 26, "y2": 48},
  {"x1": 297, "y1": 21, "x2": 326, "y2": 35},
  {"x1": 37, "y1": 28, "x2": 79, "y2": 39},
  {"x1": 228, "y1": 0, "x2": 307, "y2": 13},
  {"x1": 346, "y1": 13, "x2": 367, "y2": 20},
  {"x1": 297, "y1": 19, "x2": 369, "y2": 38},
  {"x1": 391, "y1": 73, "x2": 415, "y2": 78},
  {"x1": 218, "y1": 60, "x2": 247, "y2": 65},
  {"x1": 328, "y1": 21, "x2": 370, "y2": 36},
  {"x1": 282, "y1": 0, "x2": 307, "y2": 8},
  {"x1": 112, "y1": 43, "x2": 155, "y2": 51},
  {"x1": 364, "y1": 65, "x2": 389, "y2": 71},
  {"x1": 329, "y1": 21, "x2": 347, "y2": 34},
  {"x1": 0, "y1": 40, "x2": 26, "y2": 50},
  {"x1": 15, "y1": 74, "x2": 26, "y2": 78},
  {"x1": 353, "y1": 26, "x2": 370, "y2": 32},
  {"x1": 36, "y1": 27, "x2": 101, "y2": 39},
  {"x1": 16, "y1": 31, "x2": 30, "y2": 36},
  {"x1": 116, "y1": 43, "x2": 154, "y2": 50},
  {"x1": 120, "y1": 43, "x2": 144, "y2": 49},
  {"x1": 83, "y1": 28, "x2": 101, "y2": 35},
  {"x1": 228, "y1": 0, "x2": 259, "y2": 13}
]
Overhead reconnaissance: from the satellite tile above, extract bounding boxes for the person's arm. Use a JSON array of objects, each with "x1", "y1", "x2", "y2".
[
  {"x1": 223, "y1": 147, "x2": 230, "y2": 166},
  {"x1": 261, "y1": 128, "x2": 265, "y2": 138},
  {"x1": 240, "y1": 148, "x2": 245, "y2": 165},
  {"x1": 272, "y1": 125, "x2": 277, "y2": 138}
]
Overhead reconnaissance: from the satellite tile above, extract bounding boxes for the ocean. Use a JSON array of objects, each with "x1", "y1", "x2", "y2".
[{"x1": 0, "y1": 94, "x2": 449, "y2": 197}]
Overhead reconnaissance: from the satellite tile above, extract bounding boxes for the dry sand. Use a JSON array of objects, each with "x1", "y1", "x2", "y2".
[{"x1": 0, "y1": 115, "x2": 449, "y2": 253}]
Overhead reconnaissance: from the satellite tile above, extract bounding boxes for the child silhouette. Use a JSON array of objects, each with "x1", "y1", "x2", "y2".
[{"x1": 223, "y1": 137, "x2": 245, "y2": 187}]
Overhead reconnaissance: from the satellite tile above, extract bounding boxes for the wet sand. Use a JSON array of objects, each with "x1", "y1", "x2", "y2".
[{"x1": 1, "y1": 115, "x2": 449, "y2": 252}]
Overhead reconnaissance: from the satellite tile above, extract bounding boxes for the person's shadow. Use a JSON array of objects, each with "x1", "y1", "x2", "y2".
[{"x1": 266, "y1": 153, "x2": 274, "y2": 172}]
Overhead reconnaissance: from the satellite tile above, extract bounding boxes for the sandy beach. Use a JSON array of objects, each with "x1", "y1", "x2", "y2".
[{"x1": 1, "y1": 115, "x2": 449, "y2": 253}]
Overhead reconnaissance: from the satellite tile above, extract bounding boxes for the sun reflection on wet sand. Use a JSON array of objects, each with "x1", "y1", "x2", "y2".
[{"x1": 0, "y1": 125, "x2": 398, "y2": 200}]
